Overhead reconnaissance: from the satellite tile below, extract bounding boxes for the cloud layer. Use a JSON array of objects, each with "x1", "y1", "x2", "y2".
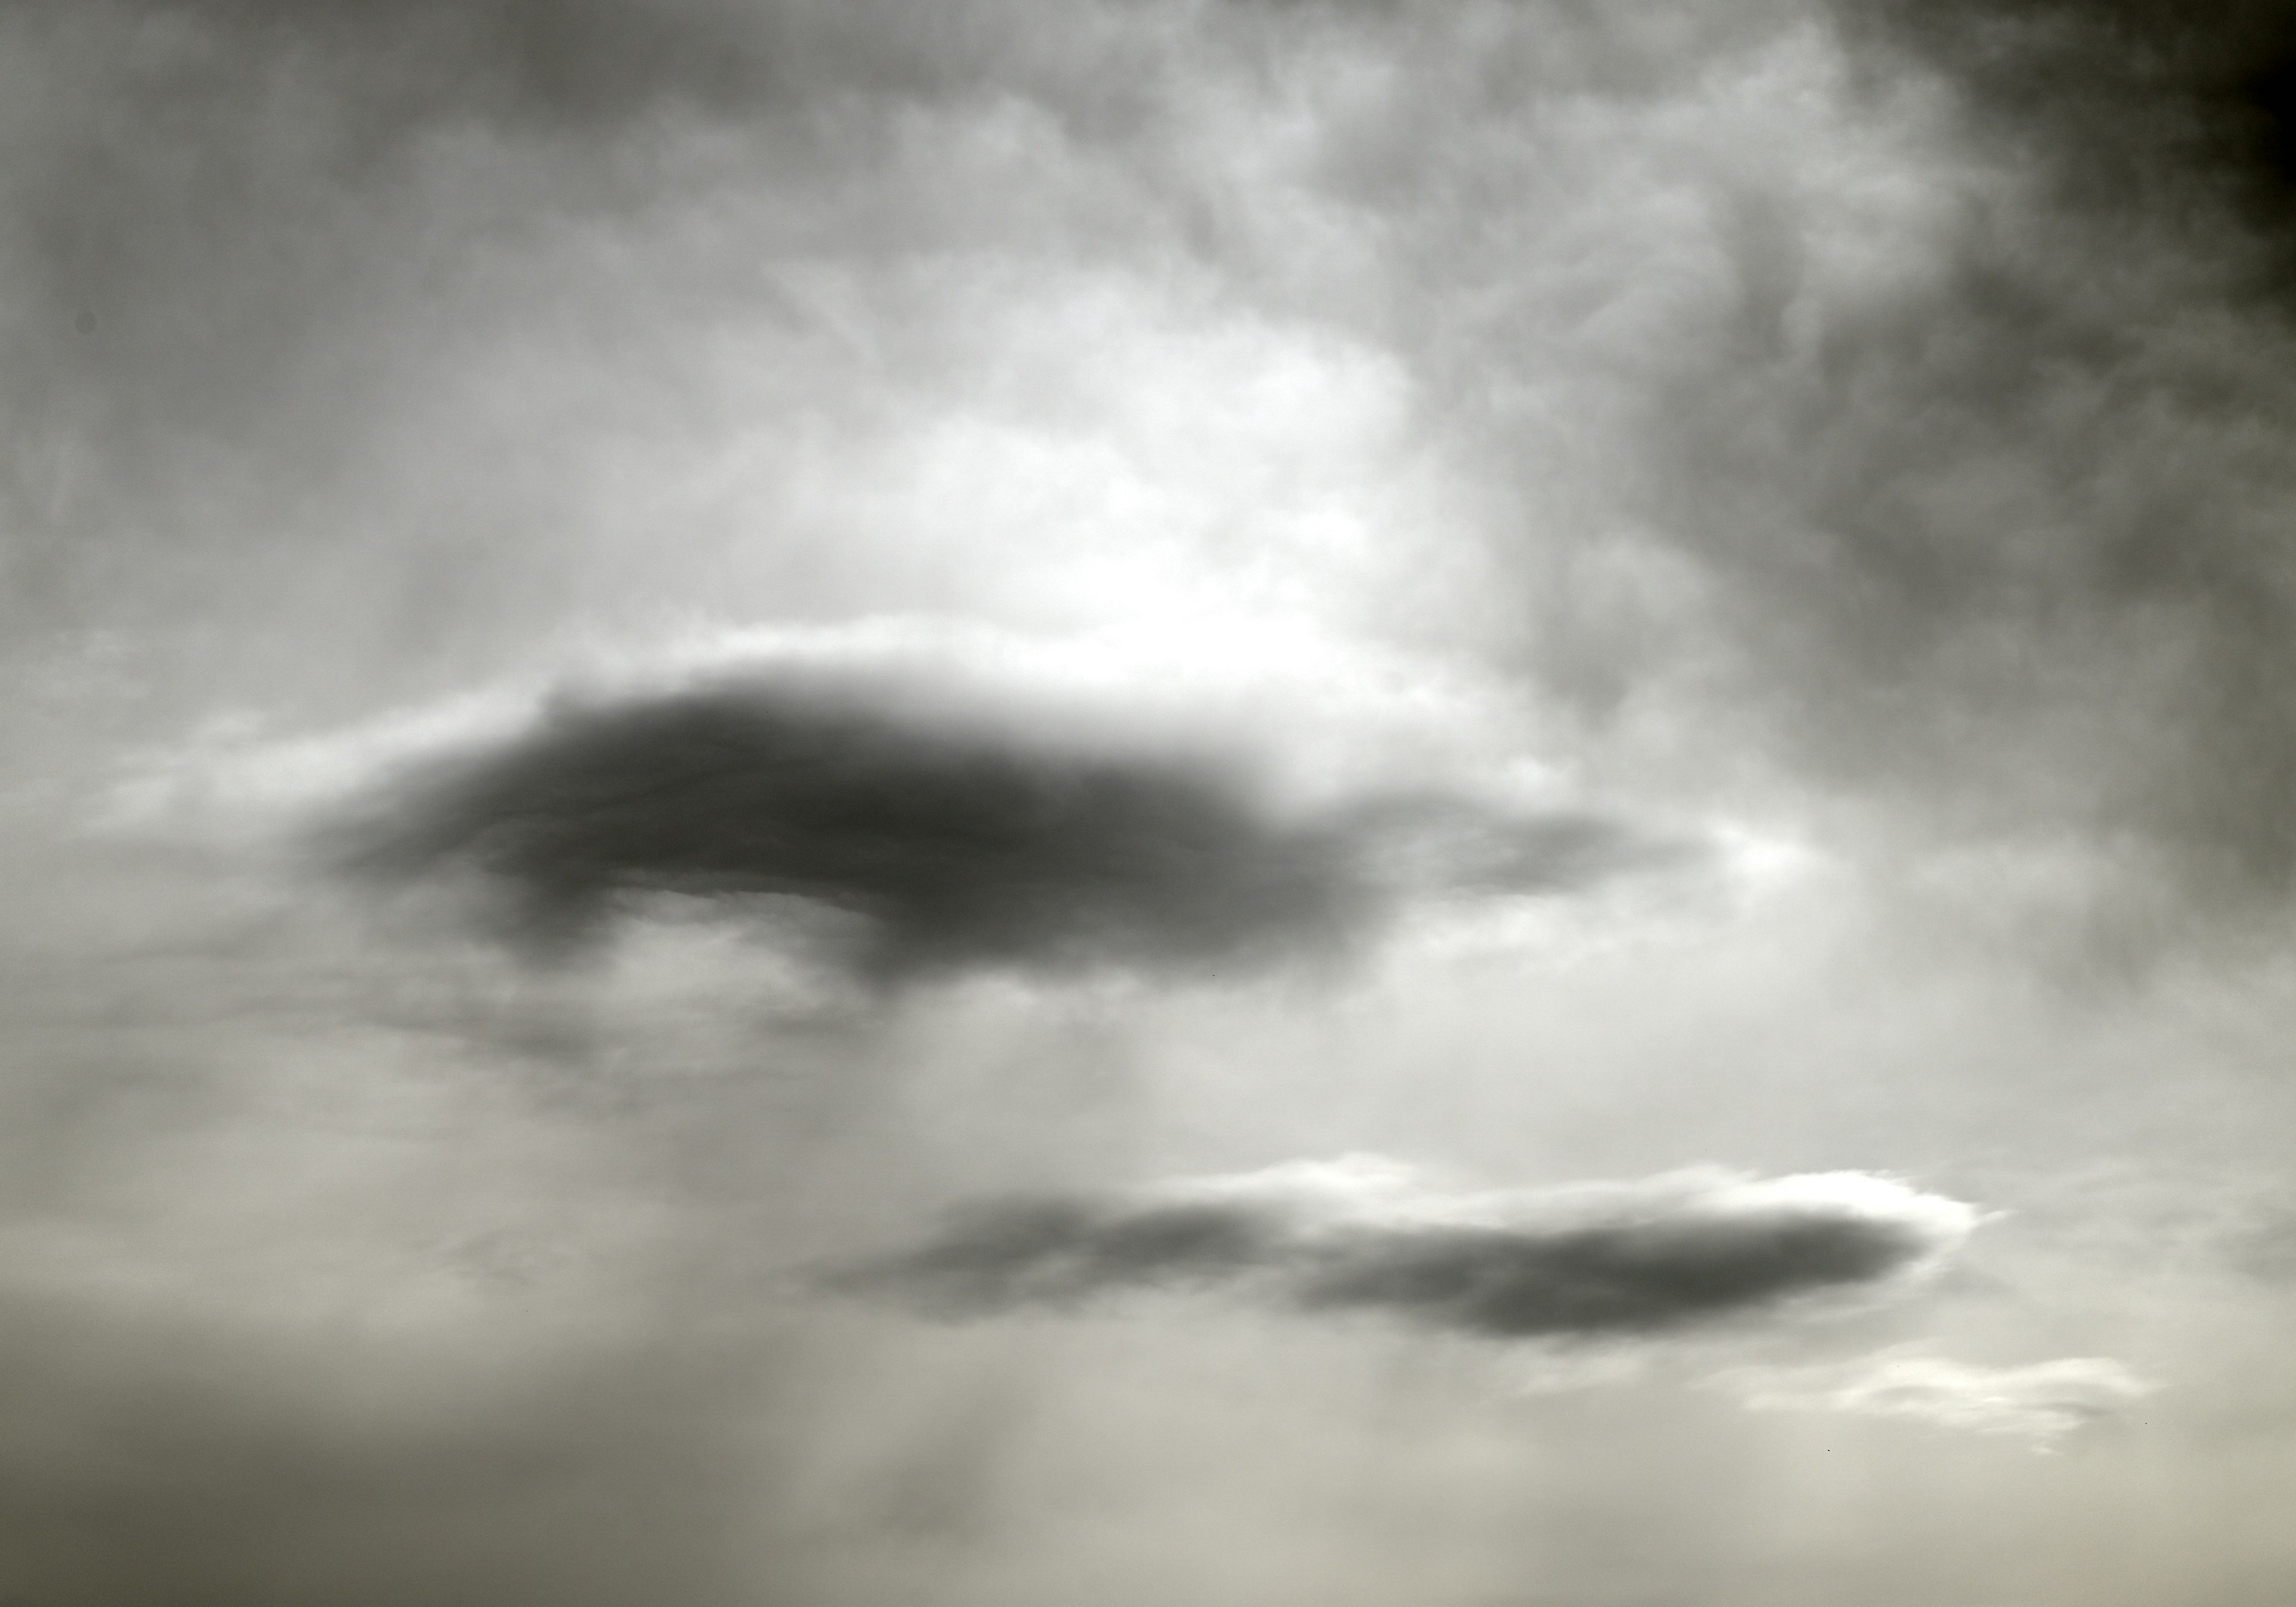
[
  {"x1": 834, "y1": 1157, "x2": 1979, "y2": 1339},
  {"x1": 17, "y1": 0, "x2": 2296, "y2": 964},
  {"x1": 2, "y1": 4, "x2": 2282, "y2": 1603}
]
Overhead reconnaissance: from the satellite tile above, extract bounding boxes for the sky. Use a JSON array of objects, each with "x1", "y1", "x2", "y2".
[{"x1": 8, "y1": 1, "x2": 2296, "y2": 1602}]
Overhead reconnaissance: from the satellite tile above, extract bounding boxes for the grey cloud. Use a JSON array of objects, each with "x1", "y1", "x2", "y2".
[
  {"x1": 1844, "y1": 0, "x2": 2296, "y2": 294},
  {"x1": 832, "y1": 1161, "x2": 1980, "y2": 1339},
  {"x1": 332, "y1": 683, "x2": 1371, "y2": 978},
  {"x1": 1137, "y1": 0, "x2": 2296, "y2": 955},
  {"x1": 330, "y1": 679, "x2": 1691, "y2": 980},
  {"x1": 1344, "y1": 793, "x2": 1705, "y2": 899},
  {"x1": 1392, "y1": 0, "x2": 2296, "y2": 951},
  {"x1": 1761, "y1": 1, "x2": 2296, "y2": 901},
  {"x1": 836, "y1": 1196, "x2": 1283, "y2": 1311}
]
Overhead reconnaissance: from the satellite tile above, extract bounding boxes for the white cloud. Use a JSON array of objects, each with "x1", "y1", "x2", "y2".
[
  {"x1": 1723, "y1": 1349, "x2": 2160, "y2": 1449},
  {"x1": 96, "y1": 616, "x2": 1523, "y2": 836},
  {"x1": 1153, "y1": 1156, "x2": 1980, "y2": 1266}
]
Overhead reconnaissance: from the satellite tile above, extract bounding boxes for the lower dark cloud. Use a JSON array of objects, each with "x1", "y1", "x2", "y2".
[
  {"x1": 331, "y1": 680, "x2": 1692, "y2": 981},
  {"x1": 832, "y1": 1161, "x2": 1978, "y2": 1340}
]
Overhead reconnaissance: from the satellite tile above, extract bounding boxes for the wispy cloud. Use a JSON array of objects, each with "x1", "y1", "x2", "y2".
[
  {"x1": 832, "y1": 1157, "x2": 1979, "y2": 1339},
  {"x1": 1723, "y1": 1349, "x2": 2159, "y2": 1450}
]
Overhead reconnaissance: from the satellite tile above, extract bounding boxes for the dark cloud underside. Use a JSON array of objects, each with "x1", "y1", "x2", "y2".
[
  {"x1": 335, "y1": 681, "x2": 1693, "y2": 979},
  {"x1": 1292, "y1": 1212, "x2": 1929, "y2": 1337},
  {"x1": 836, "y1": 1171, "x2": 1970, "y2": 1339},
  {"x1": 1846, "y1": 0, "x2": 2296, "y2": 291},
  {"x1": 338, "y1": 686, "x2": 1370, "y2": 978}
]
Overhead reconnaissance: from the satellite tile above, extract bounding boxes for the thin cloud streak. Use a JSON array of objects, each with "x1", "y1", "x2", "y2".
[
  {"x1": 833, "y1": 1157, "x2": 1980, "y2": 1339},
  {"x1": 1724, "y1": 1349, "x2": 2160, "y2": 1449}
]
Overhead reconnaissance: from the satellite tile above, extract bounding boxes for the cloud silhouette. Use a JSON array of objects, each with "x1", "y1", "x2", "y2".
[
  {"x1": 332, "y1": 678, "x2": 1694, "y2": 980},
  {"x1": 832, "y1": 1158, "x2": 1979, "y2": 1339}
]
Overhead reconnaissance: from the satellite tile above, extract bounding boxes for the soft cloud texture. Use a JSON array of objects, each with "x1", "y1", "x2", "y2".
[
  {"x1": 7, "y1": 2, "x2": 2295, "y2": 1605},
  {"x1": 17, "y1": 0, "x2": 2296, "y2": 961},
  {"x1": 1520, "y1": 0, "x2": 2296, "y2": 949},
  {"x1": 1727, "y1": 1349, "x2": 2160, "y2": 1449},
  {"x1": 0, "y1": 1284, "x2": 781, "y2": 1607}
]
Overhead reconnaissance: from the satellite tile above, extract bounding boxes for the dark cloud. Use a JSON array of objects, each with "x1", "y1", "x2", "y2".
[
  {"x1": 332, "y1": 683, "x2": 1369, "y2": 977},
  {"x1": 330, "y1": 679, "x2": 1692, "y2": 980},
  {"x1": 1289, "y1": 1210, "x2": 1927, "y2": 1337},
  {"x1": 1843, "y1": 0, "x2": 2296, "y2": 295},
  {"x1": 832, "y1": 1162, "x2": 1979, "y2": 1339},
  {"x1": 191, "y1": 0, "x2": 788, "y2": 130}
]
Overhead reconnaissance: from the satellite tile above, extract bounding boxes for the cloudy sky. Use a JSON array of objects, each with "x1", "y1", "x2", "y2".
[{"x1": 8, "y1": 1, "x2": 2296, "y2": 1602}]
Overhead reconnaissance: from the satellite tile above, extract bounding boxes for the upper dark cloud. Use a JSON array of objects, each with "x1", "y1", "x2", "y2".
[
  {"x1": 1684, "y1": 3, "x2": 2296, "y2": 940},
  {"x1": 832, "y1": 1161, "x2": 1978, "y2": 1339},
  {"x1": 334, "y1": 684, "x2": 1362, "y2": 977},
  {"x1": 1843, "y1": 0, "x2": 2296, "y2": 296},
  {"x1": 1357, "y1": 0, "x2": 2296, "y2": 955},
  {"x1": 332, "y1": 679, "x2": 1687, "y2": 980}
]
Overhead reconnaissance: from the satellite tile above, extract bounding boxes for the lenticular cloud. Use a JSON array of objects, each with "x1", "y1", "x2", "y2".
[{"x1": 833, "y1": 1159, "x2": 1980, "y2": 1339}]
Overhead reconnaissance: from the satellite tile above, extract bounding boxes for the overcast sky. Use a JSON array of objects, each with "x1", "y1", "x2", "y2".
[{"x1": 9, "y1": 2, "x2": 2296, "y2": 1603}]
